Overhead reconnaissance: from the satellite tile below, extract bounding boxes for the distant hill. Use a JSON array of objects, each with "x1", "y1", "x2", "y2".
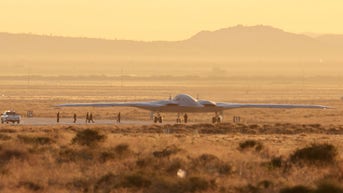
[
  {"x1": 317, "y1": 34, "x2": 343, "y2": 47},
  {"x1": 0, "y1": 25, "x2": 342, "y2": 76}
]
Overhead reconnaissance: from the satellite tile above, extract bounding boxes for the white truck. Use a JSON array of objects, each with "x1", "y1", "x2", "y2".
[{"x1": 1, "y1": 111, "x2": 21, "y2": 124}]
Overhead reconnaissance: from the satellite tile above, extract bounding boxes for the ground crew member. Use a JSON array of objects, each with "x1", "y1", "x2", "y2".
[
  {"x1": 86, "y1": 112, "x2": 89, "y2": 123},
  {"x1": 117, "y1": 112, "x2": 121, "y2": 123},
  {"x1": 89, "y1": 113, "x2": 95, "y2": 123},
  {"x1": 57, "y1": 112, "x2": 60, "y2": 123},
  {"x1": 73, "y1": 113, "x2": 77, "y2": 123},
  {"x1": 184, "y1": 113, "x2": 188, "y2": 123}
]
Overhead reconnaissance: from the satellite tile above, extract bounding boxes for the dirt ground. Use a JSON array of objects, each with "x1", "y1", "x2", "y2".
[
  {"x1": 0, "y1": 76, "x2": 342, "y2": 124},
  {"x1": 0, "y1": 76, "x2": 343, "y2": 192}
]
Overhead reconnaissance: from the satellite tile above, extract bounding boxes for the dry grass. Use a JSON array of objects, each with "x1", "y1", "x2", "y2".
[{"x1": 0, "y1": 125, "x2": 342, "y2": 193}]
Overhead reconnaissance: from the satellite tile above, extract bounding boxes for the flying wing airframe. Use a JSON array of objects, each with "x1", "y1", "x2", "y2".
[{"x1": 58, "y1": 94, "x2": 328, "y2": 123}]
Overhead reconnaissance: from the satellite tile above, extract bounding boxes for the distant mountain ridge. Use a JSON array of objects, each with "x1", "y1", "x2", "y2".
[
  {"x1": 1, "y1": 25, "x2": 341, "y2": 56},
  {"x1": 0, "y1": 25, "x2": 342, "y2": 76}
]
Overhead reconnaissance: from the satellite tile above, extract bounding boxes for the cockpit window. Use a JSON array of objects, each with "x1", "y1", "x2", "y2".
[{"x1": 173, "y1": 94, "x2": 200, "y2": 106}]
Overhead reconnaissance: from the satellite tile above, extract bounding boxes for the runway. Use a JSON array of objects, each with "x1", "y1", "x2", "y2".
[{"x1": 1, "y1": 117, "x2": 172, "y2": 126}]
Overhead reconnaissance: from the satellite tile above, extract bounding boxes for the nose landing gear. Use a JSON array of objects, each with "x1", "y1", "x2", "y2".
[{"x1": 212, "y1": 112, "x2": 223, "y2": 124}]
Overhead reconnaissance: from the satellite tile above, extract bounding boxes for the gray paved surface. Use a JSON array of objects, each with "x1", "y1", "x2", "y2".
[{"x1": 2, "y1": 117, "x2": 173, "y2": 126}]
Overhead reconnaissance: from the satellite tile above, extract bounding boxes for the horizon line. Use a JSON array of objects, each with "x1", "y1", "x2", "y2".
[{"x1": 1, "y1": 25, "x2": 340, "y2": 42}]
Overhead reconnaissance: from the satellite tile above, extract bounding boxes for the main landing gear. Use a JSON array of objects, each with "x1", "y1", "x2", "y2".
[
  {"x1": 175, "y1": 113, "x2": 188, "y2": 124},
  {"x1": 212, "y1": 112, "x2": 223, "y2": 124},
  {"x1": 153, "y1": 113, "x2": 163, "y2": 123},
  {"x1": 176, "y1": 113, "x2": 182, "y2": 124}
]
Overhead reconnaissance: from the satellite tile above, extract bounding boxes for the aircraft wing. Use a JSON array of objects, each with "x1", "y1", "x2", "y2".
[
  {"x1": 216, "y1": 102, "x2": 328, "y2": 109},
  {"x1": 57, "y1": 101, "x2": 163, "y2": 108}
]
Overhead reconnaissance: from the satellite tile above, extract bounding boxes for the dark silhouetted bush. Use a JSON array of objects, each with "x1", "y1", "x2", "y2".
[
  {"x1": 236, "y1": 184, "x2": 260, "y2": 193},
  {"x1": 149, "y1": 176, "x2": 214, "y2": 193},
  {"x1": 192, "y1": 153, "x2": 220, "y2": 174},
  {"x1": 280, "y1": 185, "x2": 313, "y2": 193},
  {"x1": 123, "y1": 173, "x2": 151, "y2": 188},
  {"x1": 98, "y1": 144, "x2": 131, "y2": 162},
  {"x1": 218, "y1": 163, "x2": 232, "y2": 175},
  {"x1": 0, "y1": 129, "x2": 16, "y2": 133},
  {"x1": 57, "y1": 148, "x2": 94, "y2": 163},
  {"x1": 17, "y1": 181, "x2": 42, "y2": 191},
  {"x1": 181, "y1": 176, "x2": 212, "y2": 193},
  {"x1": 192, "y1": 154, "x2": 232, "y2": 175},
  {"x1": 265, "y1": 156, "x2": 284, "y2": 169},
  {"x1": 136, "y1": 157, "x2": 154, "y2": 168},
  {"x1": 17, "y1": 135, "x2": 54, "y2": 145},
  {"x1": 290, "y1": 143, "x2": 338, "y2": 166},
  {"x1": 239, "y1": 140, "x2": 263, "y2": 152},
  {"x1": 0, "y1": 134, "x2": 11, "y2": 141},
  {"x1": 270, "y1": 156, "x2": 283, "y2": 167},
  {"x1": 0, "y1": 149, "x2": 27, "y2": 164},
  {"x1": 153, "y1": 145, "x2": 180, "y2": 158},
  {"x1": 258, "y1": 180, "x2": 273, "y2": 189},
  {"x1": 279, "y1": 180, "x2": 343, "y2": 193},
  {"x1": 94, "y1": 173, "x2": 118, "y2": 193},
  {"x1": 66, "y1": 178, "x2": 90, "y2": 192},
  {"x1": 114, "y1": 143, "x2": 130, "y2": 156},
  {"x1": 315, "y1": 180, "x2": 343, "y2": 193},
  {"x1": 99, "y1": 151, "x2": 115, "y2": 163},
  {"x1": 166, "y1": 158, "x2": 184, "y2": 174},
  {"x1": 72, "y1": 129, "x2": 105, "y2": 146},
  {"x1": 94, "y1": 172, "x2": 151, "y2": 193}
]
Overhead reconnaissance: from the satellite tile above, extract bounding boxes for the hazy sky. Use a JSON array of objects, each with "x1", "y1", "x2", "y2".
[{"x1": 1, "y1": 0, "x2": 342, "y2": 41}]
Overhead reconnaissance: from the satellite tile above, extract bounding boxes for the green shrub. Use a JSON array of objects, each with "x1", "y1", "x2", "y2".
[
  {"x1": 290, "y1": 143, "x2": 338, "y2": 166},
  {"x1": 72, "y1": 129, "x2": 105, "y2": 147}
]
